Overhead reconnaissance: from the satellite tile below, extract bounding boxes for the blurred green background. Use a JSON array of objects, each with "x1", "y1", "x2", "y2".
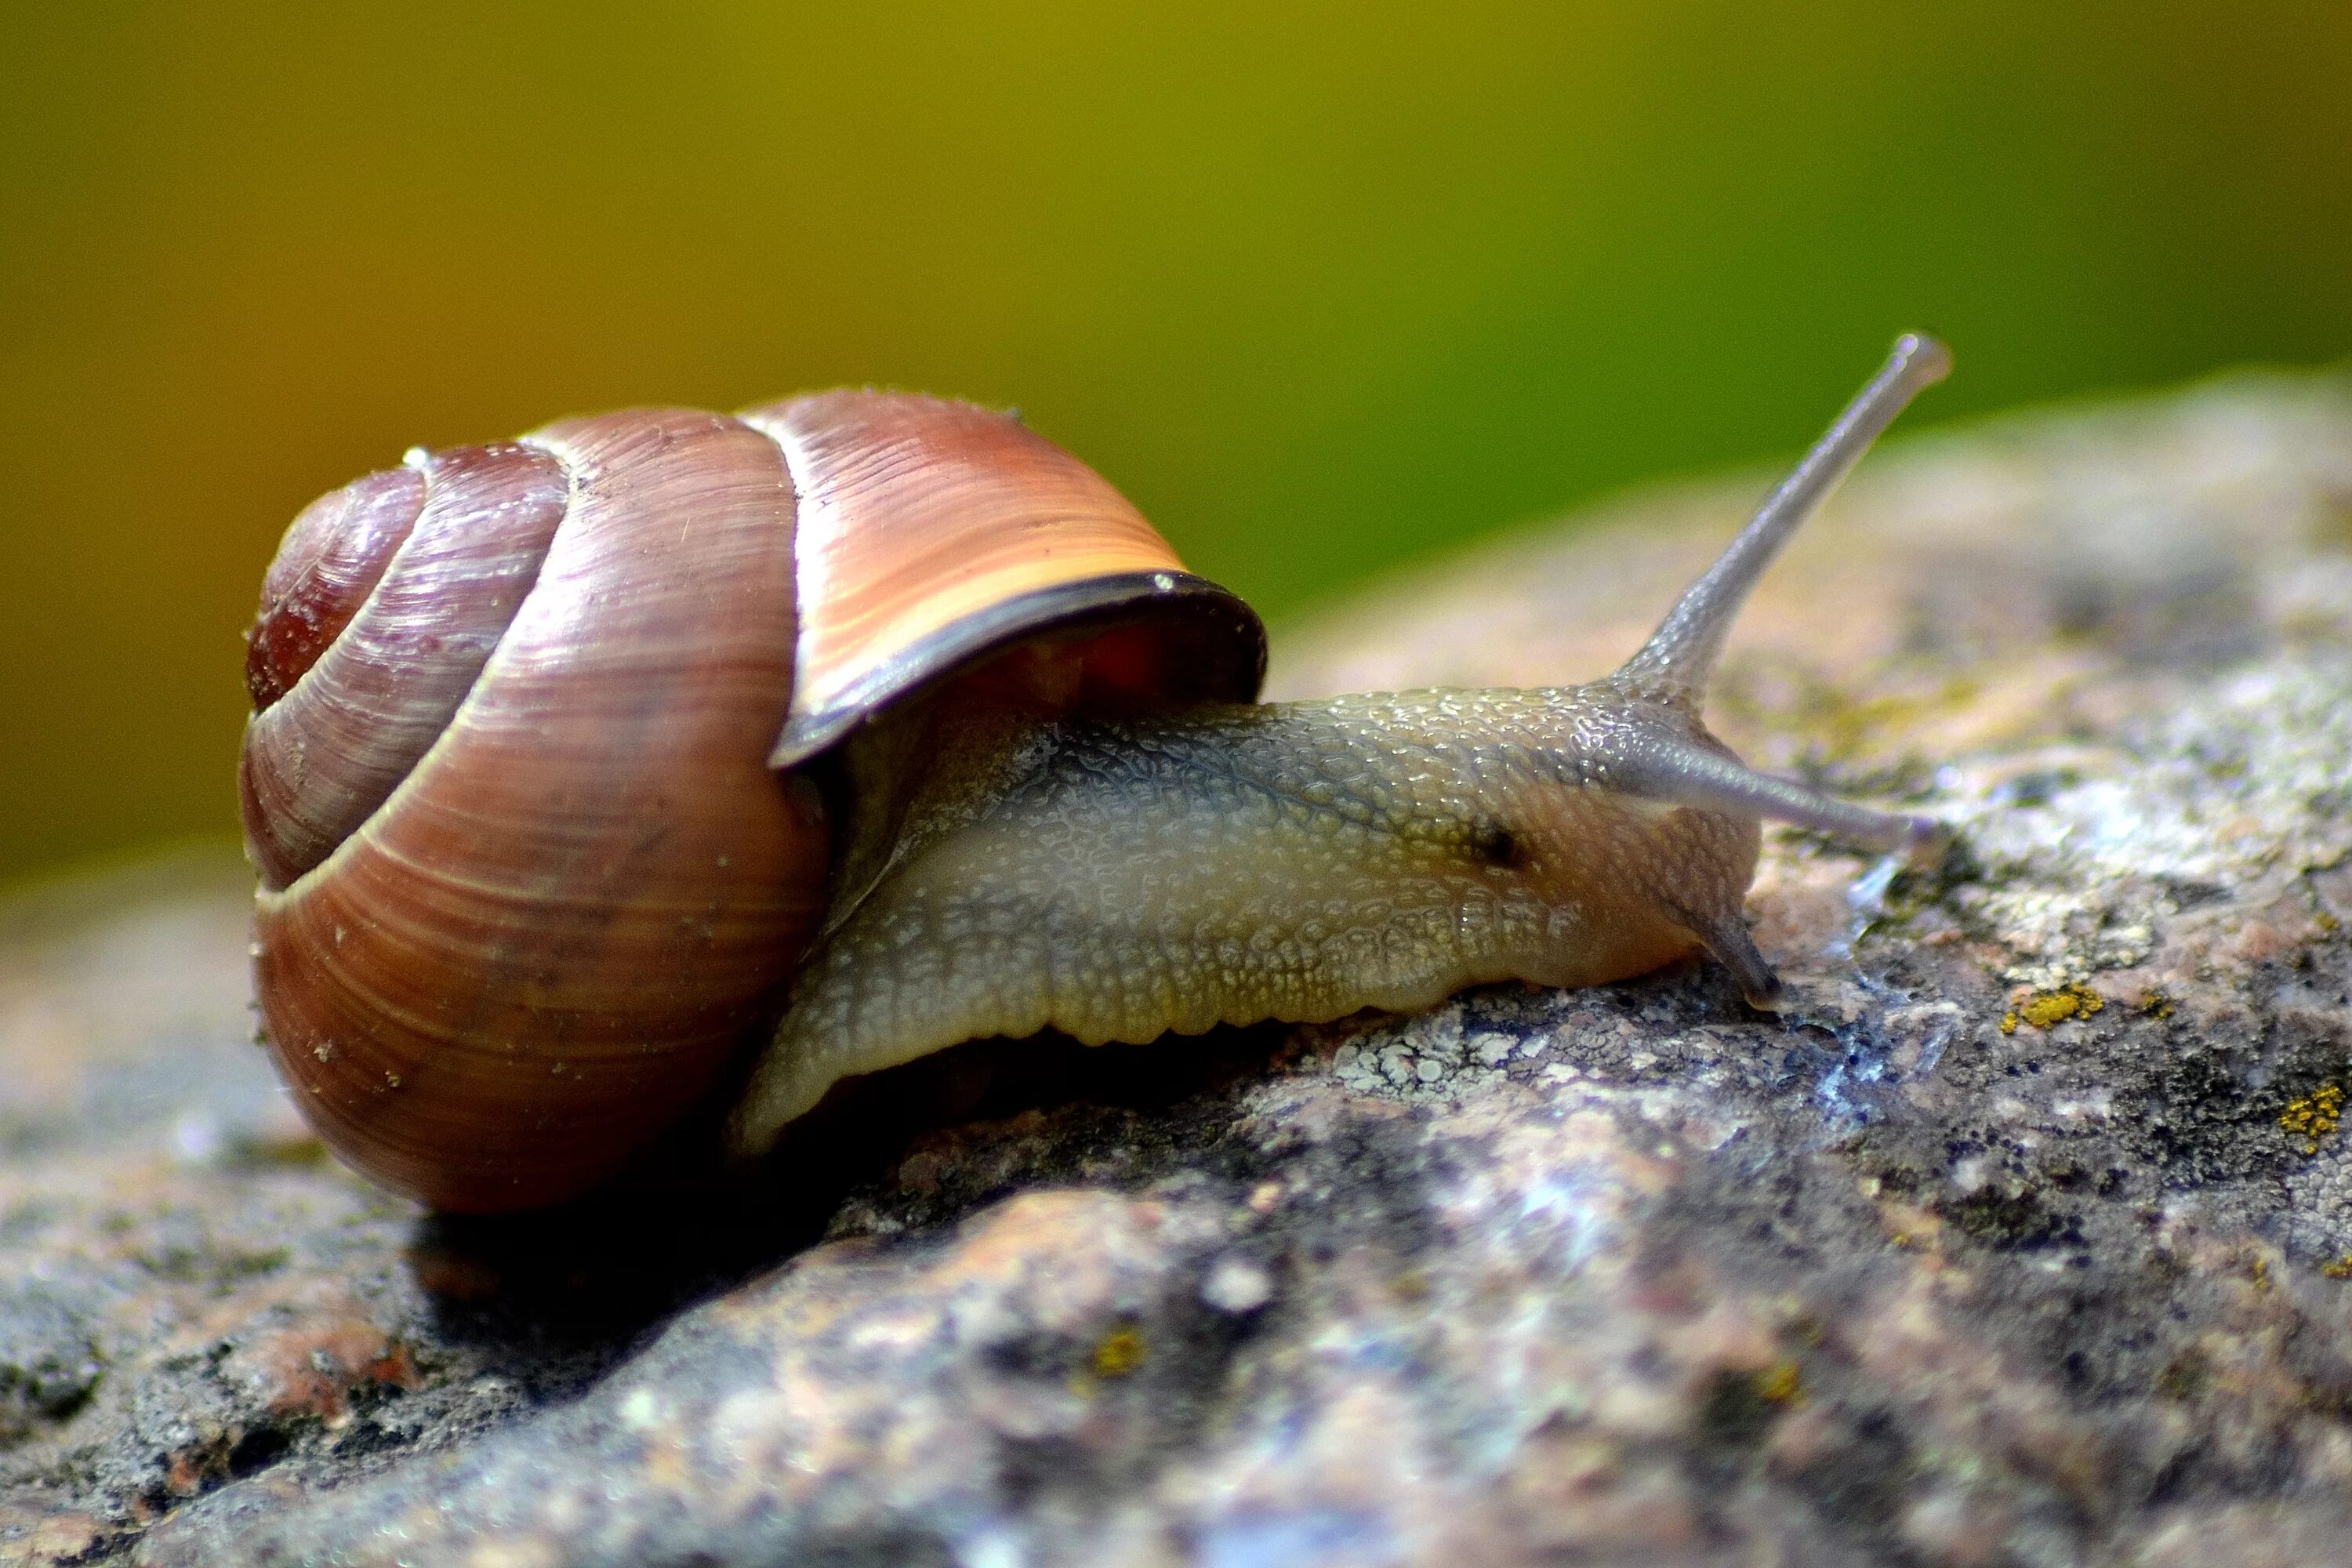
[{"x1": 3, "y1": 2, "x2": 2349, "y2": 888}]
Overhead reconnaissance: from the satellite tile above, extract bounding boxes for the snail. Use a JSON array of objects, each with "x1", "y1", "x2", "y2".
[{"x1": 242, "y1": 335, "x2": 1950, "y2": 1212}]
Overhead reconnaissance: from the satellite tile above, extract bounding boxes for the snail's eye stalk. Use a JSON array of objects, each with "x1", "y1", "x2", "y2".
[{"x1": 1616, "y1": 333, "x2": 1951, "y2": 705}]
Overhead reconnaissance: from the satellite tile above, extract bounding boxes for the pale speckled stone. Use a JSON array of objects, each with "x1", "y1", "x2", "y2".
[{"x1": 4, "y1": 372, "x2": 2352, "y2": 1566}]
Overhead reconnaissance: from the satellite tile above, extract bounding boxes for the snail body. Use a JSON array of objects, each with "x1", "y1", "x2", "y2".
[
  {"x1": 737, "y1": 688, "x2": 1767, "y2": 1144},
  {"x1": 243, "y1": 338, "x2": 1950, "y2": 1211}
]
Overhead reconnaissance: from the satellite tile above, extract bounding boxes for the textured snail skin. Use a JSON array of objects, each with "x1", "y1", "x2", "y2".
[
  {"x1": 732, "y1": 333, "x2": 1955, "y2": 1156},
  {"x1": 731, "y1": 687, "x2": 1765, "y2": 1149}
]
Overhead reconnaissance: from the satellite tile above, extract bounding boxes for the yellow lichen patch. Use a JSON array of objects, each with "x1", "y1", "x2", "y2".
[
  {"x1": 1090, "y1": 1327, "x2": 1148, "y2": 1379},
  {"x1": 2279, "y1": 1083, "x2": 2345, "y2": 1156},
  {"x1": 1757, "y1": 1361, "x2": 1806, "y2": 1406},
  {"x1": 2005, "y1": 985, "x2": 2105, "y2": 1033},
  {"x1": 2322, "y1": 1254, "x2": 2352, "y2": 1280},
  {"x1": 2141, "y1": 990, "x2": 2176, "y2": 1021}
]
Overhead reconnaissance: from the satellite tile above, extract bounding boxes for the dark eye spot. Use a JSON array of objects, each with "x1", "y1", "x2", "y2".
[{"x1": 1466, "y1": 818, "x2": 1522, "y2": 867}]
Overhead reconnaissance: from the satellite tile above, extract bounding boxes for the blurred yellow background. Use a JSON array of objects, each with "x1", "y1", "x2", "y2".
[{"x1": 3, "y1": 2, "x2": 2348, "y2": 888}]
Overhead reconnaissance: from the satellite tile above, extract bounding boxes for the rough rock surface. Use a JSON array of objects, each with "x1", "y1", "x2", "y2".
[{"x1": 4, "y1": 371, "x2": 2352, "y2": 1566}]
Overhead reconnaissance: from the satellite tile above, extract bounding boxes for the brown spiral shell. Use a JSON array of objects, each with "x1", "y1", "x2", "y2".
[{"x1": 241, "y1": 393, "x2": 1264, "y2": 1212}]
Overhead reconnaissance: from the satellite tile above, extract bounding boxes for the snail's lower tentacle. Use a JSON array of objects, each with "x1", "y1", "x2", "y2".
[
  {"x1": 1599, "y1": 725, "x2": 1936, "y2": 858},
  {"x1": 1671, "y1": 903, "x2": 1784, "y2": 1010}
]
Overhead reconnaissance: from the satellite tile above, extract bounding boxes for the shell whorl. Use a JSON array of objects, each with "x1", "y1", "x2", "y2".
[
  {"x1": 241, "y1": 393, "x2": 1265, "y2": 1212},
  {"x1": 241, "y1": 443, "x2": 570, "y2": 888},
  {"x1": 742, "y1": 390, "x2": 1265, "y2": 763},
  {"x1": 246, "y1": 410, "x2": 827, "y2": 1210}
]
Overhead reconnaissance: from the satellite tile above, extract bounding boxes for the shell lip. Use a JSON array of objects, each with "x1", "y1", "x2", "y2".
[{"x1": 769, "y1": 570, "x2": 1268, "y2": 769}]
